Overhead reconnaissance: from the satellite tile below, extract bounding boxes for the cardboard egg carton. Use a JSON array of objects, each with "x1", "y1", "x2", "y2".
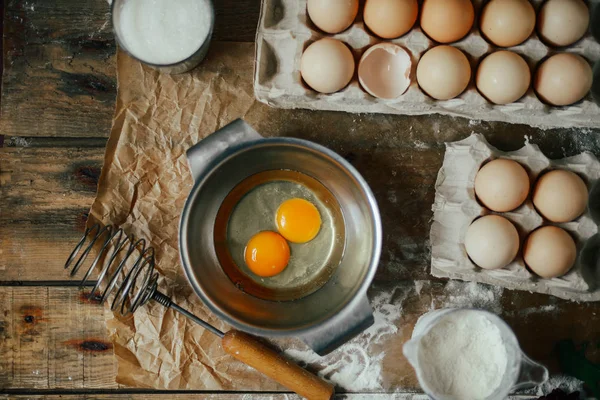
[
  {"x1": 254, "y1": 0, "x2": 600, "y2": 129},
  {"x1": 430, "y1": 134, "x2": 600, "y2": 301}
]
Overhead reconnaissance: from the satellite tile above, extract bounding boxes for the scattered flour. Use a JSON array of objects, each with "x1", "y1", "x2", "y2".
[
  {"x1": 284, "y1": 289, "x2": 407, "y2": 391},
  {"x1": 418, "y1": 311, "x2": 508, "y2": 399},
  {"x1": 516, "y1": 304, "x2": 557, "y2": 317},
  {"x1": 413, "y1": 140, "x2": 430, "y2": 150},
  {"x1": 9, "y1": 137, "x2": 30, "y2": 147},
  {"x1": 414, "y1": 281, "x2": 425, "y2": 296},
  {"x1": 434, "y1": 280, "x2": 504, "y2": 314},
  {"x1": 537, "y1": 375, "x2": 587, "y2": 398}
]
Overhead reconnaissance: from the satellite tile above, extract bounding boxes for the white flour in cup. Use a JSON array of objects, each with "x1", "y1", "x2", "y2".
[
  {"x1": 418, "y1": 310, "x2": 508, "y2": 399},
  {"x1": 116, "y1": 0, "x2": 212, "y2": 65}
]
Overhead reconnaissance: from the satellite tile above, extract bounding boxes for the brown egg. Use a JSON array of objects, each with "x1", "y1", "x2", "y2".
[
  {"x1": 358, "y1": 43, "x2": 412, "y2": 99},
  {"x1": 474, "y1": 159, "x2": 530, "y2": 212},
  {"x1": 538, "y1": 0, "x2": 589, "y2": 47},
  {"x1": 524, "y1": 226, "x2": 577, "y2": 278},
  {"x1": 476, "y1": 51, "x2": 531, "y2": 104},
  {"x1": 307, "y1": 0, "x2": 359, "y2": 34},
  {"x1": 363, "y1": 0, "x2": 419, "y2": 39},
  {"x1": 301, "y1": 39, "x2": 355, "y2": 94},
  {"x1": 421, "y1": 0, "x2": 475, "y2": 43},
  {"x1": 464, "y1": 215, "x2": 520, "y2": 270},
  {"x1": 416, "y1": 46, "x2": 471, "y2": 100},
  {"x1": 534, "y1": 53, "x2": 592, "y2": 106},
  {"x1": 533, "y1": 169, "x2": 588, "y2": 222},
  {"x1": 480, "y1": 0, "x2": 536, "y2": 47}
]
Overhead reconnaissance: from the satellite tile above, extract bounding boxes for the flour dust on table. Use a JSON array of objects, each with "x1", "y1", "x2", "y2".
[
  {"x1": 284, "y1": 288, "x2": 407, "y2": 391},
  {"x1": 431, "y1": 280, "x2": 505, "y2": 314},
  {"x1": 536, "y1": 375, "x2": 587, "y2": 398}
]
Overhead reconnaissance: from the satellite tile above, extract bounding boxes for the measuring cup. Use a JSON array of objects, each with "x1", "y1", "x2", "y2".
[{"x1": 403, "y1": 308, "x2": 549, "y2": 400}]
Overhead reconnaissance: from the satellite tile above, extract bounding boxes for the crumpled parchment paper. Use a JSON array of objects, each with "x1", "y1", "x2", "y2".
[
  {"x1": 88, "y1": 43, "x2": 285, "y2": 390},
  {"x1": 88, "y1": 42, "x2": 421, "y2": 392}
]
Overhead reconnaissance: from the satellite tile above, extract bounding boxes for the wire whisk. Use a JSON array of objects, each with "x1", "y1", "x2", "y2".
[
  {"x1": 65, "y1": 223, "x2": 224, "y2": 337},
  {"x1": 65, "y1": 223, "x2": 335, "y2": 400}
]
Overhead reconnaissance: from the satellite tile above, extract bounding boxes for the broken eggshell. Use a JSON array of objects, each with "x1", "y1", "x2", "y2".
[{"x1": 358, "y1": 43, "x2": 412, "y2": 100}]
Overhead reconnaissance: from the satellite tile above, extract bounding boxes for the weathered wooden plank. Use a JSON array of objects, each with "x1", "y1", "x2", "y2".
[
  {"x1": 0, "y1": 0, "x2": 260, "y2": 139},
  {"x1": 0, "y1": 395, "x2": 537, "y2": 400},
  {"x1": 1, "y1": 0, "x2": 117, "y2": 138},
  {"x1": 0, "y1": 287, "x2": 118, "y2": 389},
  {"x1": 0, "y1": 283, "x2": 598, "y2": 391},
  {"x1": 0, "y1": 144, "x2": 104, "y2": 281},
  {"x1": 213, "y1": 1, "x2": 261, "y2": 42},
  {"x1": 3, "y1": 114, "x2": 600, "y2": 283},
  {"x1": 0, "y1": 133, "x2": 440, "y2": 282},
  {"x1": 0, "y1": 396, "x2": 303, "y2": 400},
  {"x1": 0, "y1": 395, "x2": 439, "y2": 400}
]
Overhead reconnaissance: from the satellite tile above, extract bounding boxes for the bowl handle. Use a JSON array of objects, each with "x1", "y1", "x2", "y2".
[
  {"x1": 186, "y1": 119, "x2": 263, "y2": 182},
  {"x1": 300, "y1": 295, "x2": 374, "y2": 356}
]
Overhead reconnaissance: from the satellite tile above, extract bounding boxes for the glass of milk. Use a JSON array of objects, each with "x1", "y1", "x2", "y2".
[{"x1": 111, "y1": 0, "x2": 214, "y2": 74}]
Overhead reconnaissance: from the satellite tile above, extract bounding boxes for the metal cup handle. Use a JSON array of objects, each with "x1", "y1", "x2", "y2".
[
  {"x1": 186, "y1": 119, "x2": 263, "y2": 182},
  {"x1": 300, "y1": 294, "x2": 374, "y2": 356}
]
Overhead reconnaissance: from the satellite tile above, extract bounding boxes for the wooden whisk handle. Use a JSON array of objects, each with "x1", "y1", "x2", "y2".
[{"x1": 222, "y1": 330, "x2": 334, "y2": 400}]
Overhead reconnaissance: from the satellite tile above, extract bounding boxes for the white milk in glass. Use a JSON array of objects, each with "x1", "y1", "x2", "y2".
[{"x1": 116, "y1": 0, "x2": 212, "y2": 65}]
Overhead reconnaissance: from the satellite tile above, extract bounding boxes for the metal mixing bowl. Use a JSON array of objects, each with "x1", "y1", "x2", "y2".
[{"x1": 179, "y1": 120, "x2": 382, "y2": 354}]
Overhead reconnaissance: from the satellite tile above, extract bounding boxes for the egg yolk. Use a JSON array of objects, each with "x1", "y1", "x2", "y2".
[
  {"x1": 276, "y1": 198, "x2": 321, "y2": 243},
  {"x1": 244, "y1": 231, "x2": 290, "y2": 277}
]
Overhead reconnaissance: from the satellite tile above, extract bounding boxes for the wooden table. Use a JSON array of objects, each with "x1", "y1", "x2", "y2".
[{"x1": 1, "y1": 1, "x2": 599, "y2": 399}]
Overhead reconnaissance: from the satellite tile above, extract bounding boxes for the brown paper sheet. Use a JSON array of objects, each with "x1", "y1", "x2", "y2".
[
  {"x1": 89, "y1": 42, "x2": 414, "y2": 392},
  {"x1": 89, "y1": 43, "x2": 280, "y2": 390}
]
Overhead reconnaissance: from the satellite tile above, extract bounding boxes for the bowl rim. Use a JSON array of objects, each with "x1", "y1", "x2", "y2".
[{"x1": 179, "y1": 136, "x2": 382, "y2": 337}]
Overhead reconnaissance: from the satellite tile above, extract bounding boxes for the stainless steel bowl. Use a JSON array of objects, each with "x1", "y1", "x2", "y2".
[{"x1": 179, "y1": 120, "x2": 382, "y2": 354}]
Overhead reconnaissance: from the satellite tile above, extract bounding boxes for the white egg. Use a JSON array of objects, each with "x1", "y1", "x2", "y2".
[
  {"x1": 416, "y1": 45, "x2": 471, "y2": 100},
  {"x1": 538, "y1": 0, "x2": 589, "y2": 47},
  {"x1": 534, "y1": 53, "x2": 592, "y2": 106},
  {"x1": 464, "y1": 215, "x2": 520, "y2": 270},
  {"x1": 476, "y1": 51, "x2": 531, "y2": 104},
  {"x1": 301, "y1": 38, "x2": 355, "y2": 94}
]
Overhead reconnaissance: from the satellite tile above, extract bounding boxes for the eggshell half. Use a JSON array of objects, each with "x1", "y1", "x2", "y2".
[{"x1": 358, "y1": 43, "x2": 412, "y2": 99}]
